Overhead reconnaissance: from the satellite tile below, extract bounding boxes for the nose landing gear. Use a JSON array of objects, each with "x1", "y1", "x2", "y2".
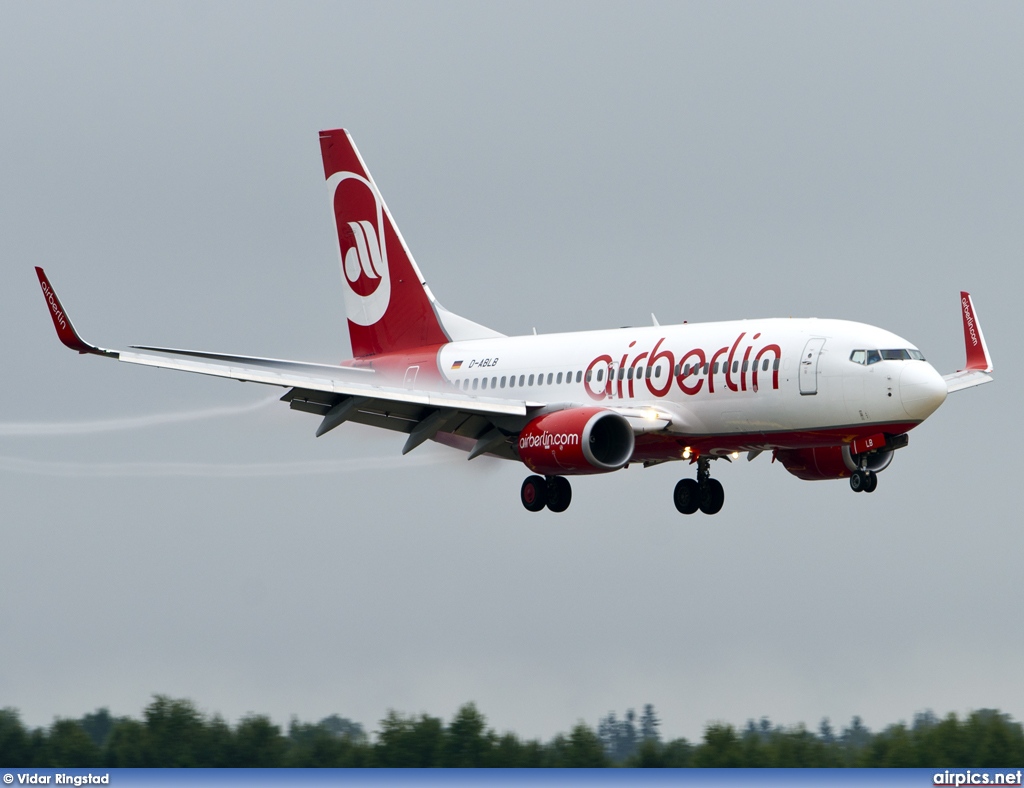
[
  {"x1": 850, "y1": 469, "x2": 878, "y2": 493},
  {"x1": 674, "y1": 457, "x2": 725, "y2": 515}
]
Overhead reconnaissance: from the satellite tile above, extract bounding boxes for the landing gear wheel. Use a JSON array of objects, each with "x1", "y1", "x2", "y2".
[
  {"x1": 699, "y1": 478, "x2": 725, "y2": 515},
  {"x1": 521, "y1": 475, "x2": 547, "y2": 512},
  {"x1": 850, "y1": 470, "x2": 867, "y2": 493},
  {"x1": 673, "y1": 478, "x2": 700, "y2": 514},
  {"x1": 863, "y1": 471, "x2": 878, "y2": 493},
  {"x1": 546, "y1": 476, "x2": 572, "y2": 513}
]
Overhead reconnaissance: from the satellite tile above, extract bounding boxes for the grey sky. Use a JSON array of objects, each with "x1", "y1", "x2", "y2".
[{"x1": 2, "y1": 2, "x2": 1021, "y2": 741}]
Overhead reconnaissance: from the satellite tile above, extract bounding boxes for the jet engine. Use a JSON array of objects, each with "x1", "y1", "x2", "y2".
[
  {"x1": 517, "y1": 408, "x2": 634, "y2": 475},
  {"x1": 774, "y1": 444, "x2": 895, "y2": 482}
]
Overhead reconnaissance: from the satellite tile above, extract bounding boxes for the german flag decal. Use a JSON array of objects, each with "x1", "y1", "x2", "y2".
[{"x1": 451, "y1": 360, "x2": 463, "y2": 370}]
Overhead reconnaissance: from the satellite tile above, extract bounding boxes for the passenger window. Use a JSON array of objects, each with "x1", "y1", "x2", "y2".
[
  {"x1": 576, "y1": 370, "x2": 582, "y2": 383},
  {"x1": 762, "y1": 358, "x2": 769, "y2": 372},
  {"x1": 713, "y1": 362, "x2": 720, "y2": 374},
  {"x1": 596, "y1": 369, "x2": 603, "y2": 382},
  {"x1": 472, "y1": 378, "x2": 479, "y2": 390},
  {"x1": 492, "y1": 377, "x2": 497, "y2": 388},
  {"x1": 742, "y1": 360, "x2": 748, "y2": 372},
  {"x1": 773, "y1": 358, "x2": 780, "y2": 371},
  {"x1": 547, "y1": 373, "x2": 553, "y2": 385},
  {"x1": 732, "y1": 360, "x2": 739, "y2": 373},
  {"x1": 702, "y1": 363, "x2": 709, "y2": 375},
  {"x1": 528, "y1": 374, "x2": 535, "y2": 386},
  {"x1": 481, "y1": 377, "x2": 488, "y2": 390},
  {"x1": 519, "y1": 375, "x2": 525, "y2": 387},
  {"x1": 556, "y1": 372, "x2": 563, "y2": 384},
  {"x1": 654, "y1": 366, "x2": 660, "y2": 378},
  {"x1": 674, "y1": 363, "x2": 681, "y2": 376},
  {"x1": 617, "y1": 368, "x2": 624, "y2": 381},
  {"x1": 507, "y1": 376, "x2": 514, "y2": 388}
]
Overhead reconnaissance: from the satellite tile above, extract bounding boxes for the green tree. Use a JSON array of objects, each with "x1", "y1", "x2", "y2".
[
  {"x1": 546, "y1": 722, "x2": 607, "y2": 767},
  {"x1": 44, "y1": 719, "x2": 101, "y2": 767},
  {"x1": 102, "y1": 717, "x2": 147, "y2": 767},
  {"x1": 694, "y1": 723, "x2": 742, "y2": 767},
  {"x1": 78, "y1": 709, "x2": 115, "y2": 749},
  {"x1": 141, "y1": 696, "x2": 212, "y2": 766},
  {"x1": 442, "y1": 703, "x2": 494, "y2": 767},
  {"x1": 374, "y1": 711, "x2": 444, "y2": 767},
  {"x1": 0, "y1": 708, "x2": 31, "y2": 767},
  {"x1": 640, "y1": 704, "x2": 661, "y2": 743},
  {"x1": 232, "y1": 714, "x2": 286, "y2": 767}
]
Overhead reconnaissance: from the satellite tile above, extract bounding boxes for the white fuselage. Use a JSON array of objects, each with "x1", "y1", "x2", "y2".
[{"x1": 431, "y1": 317, "x2": 948, "y2": 453}]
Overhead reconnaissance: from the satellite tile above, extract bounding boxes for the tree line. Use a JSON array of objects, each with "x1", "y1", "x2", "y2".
[{"x1": 2, "y1": 697, "x2": 1022, "y2": 767}]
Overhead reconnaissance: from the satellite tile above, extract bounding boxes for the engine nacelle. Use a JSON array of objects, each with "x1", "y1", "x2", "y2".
[
  {"x1": 517, "y1": 408, "x2": 634, "y2": 475},
  {"x1": 774, "y1": 445, "x2": 894, "y2": 481}
]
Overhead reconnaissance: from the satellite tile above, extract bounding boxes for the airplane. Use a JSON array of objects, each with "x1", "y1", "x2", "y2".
[{"x1": 36, "y1": 128, "x2": 994, "y2": 515}]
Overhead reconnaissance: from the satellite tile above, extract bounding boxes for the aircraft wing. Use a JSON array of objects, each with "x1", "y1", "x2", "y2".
[{"x1": 35, "y1": 268, "x2": 531, "y2": 455}]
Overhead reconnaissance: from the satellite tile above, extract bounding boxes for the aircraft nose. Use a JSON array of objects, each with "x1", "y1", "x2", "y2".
[{"x1": 900, "y1": 362, "x2": 947, "y2": 421}]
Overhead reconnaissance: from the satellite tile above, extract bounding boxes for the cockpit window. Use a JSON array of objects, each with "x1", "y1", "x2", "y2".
[{"x1": 850, "y1": 348, "x2": 925, "y2": 365}]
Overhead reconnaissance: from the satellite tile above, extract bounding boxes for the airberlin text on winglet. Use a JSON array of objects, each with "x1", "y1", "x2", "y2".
[
  {"x1": 583, "y1": 332, "x2": 781, "y2": 401},
  {"x1": 963, "y1": 296, "x2": 980, "y2": 348},
  {"x1": 39, "y1": 279, "x2": 67, "y2": 332}
]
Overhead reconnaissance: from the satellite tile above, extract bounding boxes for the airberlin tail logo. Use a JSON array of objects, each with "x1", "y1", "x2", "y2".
[
  {"x1": 342, "y1": 220, "x2": 384, "y2": 295},
  {"x1": 327, "y1": 170, "x2": 391, "y2": 326}
]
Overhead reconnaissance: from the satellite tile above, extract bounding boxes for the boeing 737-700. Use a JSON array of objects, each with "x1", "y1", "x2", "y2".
[{"x1": 37, "y1": 128, "x2": 994, "y2": 514}]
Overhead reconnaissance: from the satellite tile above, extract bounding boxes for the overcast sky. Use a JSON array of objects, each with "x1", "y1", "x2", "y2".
[{"x1": 2, "y1": 1, "x2": 1022, "y2": 742}]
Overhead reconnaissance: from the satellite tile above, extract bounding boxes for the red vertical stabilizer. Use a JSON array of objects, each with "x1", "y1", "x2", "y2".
[{"x1": 319, "y1": 129, "x2": 450, "y2": 358}]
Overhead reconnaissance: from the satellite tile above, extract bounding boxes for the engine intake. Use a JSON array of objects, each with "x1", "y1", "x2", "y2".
[
  {"x1": 774, "y1": 444, "x2": 895, "y2": 481},
  {"x1": 517, "y1": 408, "x2": 634, "y2": 475}
]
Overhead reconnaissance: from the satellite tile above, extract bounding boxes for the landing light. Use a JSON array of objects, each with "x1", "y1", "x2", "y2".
[
  {"x1": 731, "y1": 451, "x2": 740, "y2": 459},
  {"x1": 682, "y1": 447, "x2": 692, "y2": 459},
  {"x1": 642, "y1": 409, "x2": 659, "y2": 421}
]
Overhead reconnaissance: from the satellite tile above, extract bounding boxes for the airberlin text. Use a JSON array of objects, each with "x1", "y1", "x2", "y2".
[
  {"x1": 40, "y1": 281, "x2": 68, "y2": 331},
  {"x1": 584, "y1": 332, "x2": 781, "y2": 402},
  {"x1": 519, "y1": 431, "x2": 580, "y2": 450},
  {"x1": 962, "y1": 296, "x2": 979, "y2": 348}
]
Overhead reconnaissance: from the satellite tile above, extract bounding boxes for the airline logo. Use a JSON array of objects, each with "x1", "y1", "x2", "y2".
[
  {"x1": 519, "y1": 431, "x2": 580, "y2": 450},
  {"x1": 962, "y1": 295, "x2": 979, "y2": 349},
  {"x1": 327, "y1": 170, "x2": 391, "y2": 326},
  {"x1": 39, "y1": 278, "x2": 68, "y2": 331}
]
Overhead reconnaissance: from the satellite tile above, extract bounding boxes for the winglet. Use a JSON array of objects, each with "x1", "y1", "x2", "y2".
[
  {"x1": 35, "y1": 267, "x2": 116, "y2": 357},
  {"x1": 959, "y1": 291, "x2": 992, "y2": 373}
]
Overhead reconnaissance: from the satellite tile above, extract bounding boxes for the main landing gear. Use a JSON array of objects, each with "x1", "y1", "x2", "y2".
[
  {"x1": 673, "y1": 457, "x2": 725, "y2": 515},
  {"x1": 850, "y1": 469, "x2": 878, "y2": 493},
  {"x1": 521, "y1": 475, "x2": 573, "y2": 513}
]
